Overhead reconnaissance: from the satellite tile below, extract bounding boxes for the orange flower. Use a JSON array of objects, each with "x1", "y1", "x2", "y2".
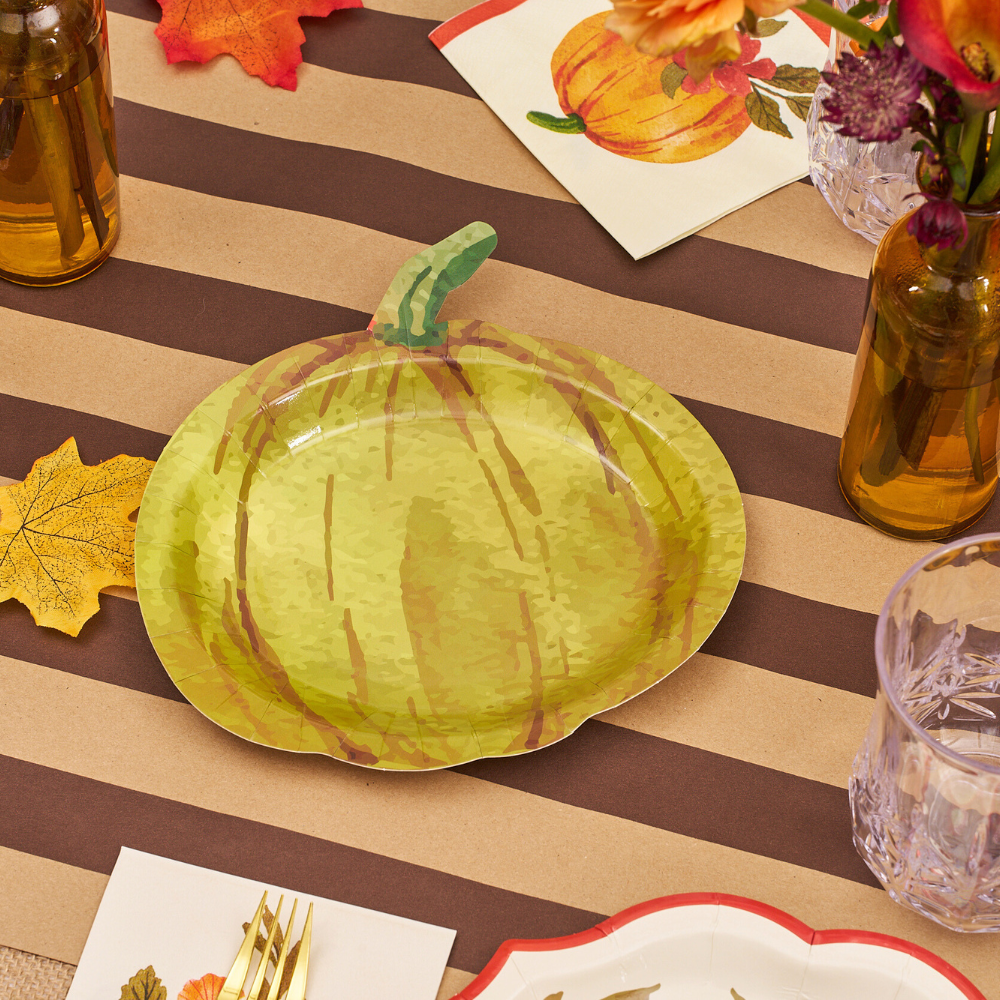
[
  {"x1": 899, "y1": 0, "x2": 1000, "y2": 110},
  {"x1": 605, "y1": 0, "x2": 804, "y2": 80},
  {"x1": 744, "y1": 0, "x2": 803, "y2": 16},
  {"x1": 605, "y1": 0, "x2": 745, "y2": 59}
]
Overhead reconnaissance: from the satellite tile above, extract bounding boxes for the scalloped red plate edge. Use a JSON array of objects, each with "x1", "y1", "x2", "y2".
[{"x1": 451, "y1": 892, "x2": 986, "y2": 1000}]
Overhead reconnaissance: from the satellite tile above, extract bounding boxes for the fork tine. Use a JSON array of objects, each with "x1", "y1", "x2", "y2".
[
  {"x1": 265, "y1": 898, "x2": 298, "y2": 1000},
  {"x1": 247, "y1": 894, "x2": 284, "y2": 1000},
  {"x1": 218, "y1": 891, "x2": 267, "y2": 1000},
  {"x1": 284, "y1": 902, "x2": 313, "y2": 1000}
]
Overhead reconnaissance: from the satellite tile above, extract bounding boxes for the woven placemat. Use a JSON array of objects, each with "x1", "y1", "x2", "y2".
[{"x1": 0, "y1": 947, "x2": 75, "y2": 1000}]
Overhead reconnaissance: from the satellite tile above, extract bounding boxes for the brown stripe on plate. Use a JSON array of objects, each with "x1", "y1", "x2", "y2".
[
  {"x1": 0, "y1": 596, "x2": 181, "y2": 703},
  {"x1": 0, "y1": 258, "x2": 370, "y2": 366},
  {"x1": 114, "y1": 100, "x2": 869, "y2": 352},
  {"x1": 0, "y1": 756, "x2": 604, "y2": 973},
  {"x1": 103, "y1": 0, "x2": 476, "y2": 98},
  {"x1": 457, "y1": 721, "x2": 879, "y2": 888},
  {"x1": 0, "y1": 393, "x2": 168, "y2": 481}
]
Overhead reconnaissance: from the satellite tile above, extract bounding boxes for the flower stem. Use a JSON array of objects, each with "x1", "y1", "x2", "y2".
[
  {"x1": 970, "y1": 125, "x2": 1000, "y2": 204},
  {"x1": 955, "y1": 110, "x2": 986, "y2": 202},
  {"x1": 797, "y1": 0, "x2": 882, "y2": 49}
]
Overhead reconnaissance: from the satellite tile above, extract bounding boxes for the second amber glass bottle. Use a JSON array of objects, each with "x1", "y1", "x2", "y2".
[
  {"x1": 0, "y1": 0, "x2": 119, "y2": 285},
  {"x1": 839, "y1": 206, "x2": 1000, "y2": 540}
]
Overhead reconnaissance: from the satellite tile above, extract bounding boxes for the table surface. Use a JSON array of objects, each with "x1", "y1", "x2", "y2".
[{"x1": 3, "y1": 1, "x2": 1000, "y2": 998}]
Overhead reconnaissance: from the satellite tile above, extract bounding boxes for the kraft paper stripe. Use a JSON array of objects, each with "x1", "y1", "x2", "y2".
[
  {"x1": 110, "y1": 100, "x2": 868, "y2": 351},
  {"x1": 0, "y1": 755, "x2": 602, "y2": 973},
  {"x1": 0, "y1": 659, "x2": 872, "y2": 887}
]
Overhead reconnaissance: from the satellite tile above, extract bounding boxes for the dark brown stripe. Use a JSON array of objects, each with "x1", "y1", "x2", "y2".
[
  {"x1": 0, "y1": 593, "x2": 182, "y2": 702},
  {"x1": 0, "y1": 261, "x2": 884, "y2": 528},
  {"x1": 704, "y1": 581, "x2": 877, "y2": 698},
  {"x1": 0, "y1": 755, "x2": 603, "y2": 973},
  {"x1": 113, "y1": 100, "x2": 869, "y2": 353},
  {"x1": 0, "y1": 257, "x2": 371, "y2": 367},
  {"x1": 0, "y1": 392, "x2": 168, "y2": 481},
  {"x1": 458, "y1": 720, "x2": 878, "y2": 888},
  {"x1": 6, "y1": 578, "x2": 878, "y2": 706},
  {"x1": 675, "y1": 396, "x2": 848, "y2": 519},
  {"x1": 103, "y1": 0, "x2": 477, "y2": 98}
]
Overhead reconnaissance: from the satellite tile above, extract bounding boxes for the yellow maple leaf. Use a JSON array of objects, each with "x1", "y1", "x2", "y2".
[{"x1": 0, "y1": 438, "x2": 155, "y2": 636}]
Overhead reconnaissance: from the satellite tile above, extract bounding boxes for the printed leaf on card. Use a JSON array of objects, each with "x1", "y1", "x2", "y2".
[
  {"x1": 660, "y1": 62, "x2": 688, "y2": 98},
  {"x1": 120, "y1": 967, "x2": 167, "y2": 1000},
  {"x1": 753, "y1": 18, "x2": 787, "y2": 35},
  {"x1": 746, "y1": 89, "x2": 793, "y2": 137},
  {"x1": 768, "y1": 63, "x2": 821, "y2": 93},
  {"x1": 782, "y1": 93, "x2": 814, "y2": 120},
  {"x1": 153, "y1": 0, "x2": 363, "y2": 90}
]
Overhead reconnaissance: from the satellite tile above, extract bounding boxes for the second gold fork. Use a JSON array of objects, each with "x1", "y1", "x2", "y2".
[{"x1": 218, "y1": 891, "x2": 314, "y2": 1000}]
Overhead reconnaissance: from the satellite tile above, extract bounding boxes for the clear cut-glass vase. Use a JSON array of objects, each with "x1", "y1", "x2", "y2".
[{"x1": 806, "y1": 1, "x2": 920, "y2": 245}]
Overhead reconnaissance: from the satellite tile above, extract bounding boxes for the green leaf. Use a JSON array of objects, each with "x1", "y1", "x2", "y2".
[
  {"x1": 846, "y1": 0, "x2": 879, "y2": 18},
  {"x1": 660, "y1": 62, "x2": 688, "y2": 99},
  {"x1": 767, "y1": 64, "x2": 822, "y2": 94},
  {"x1": 782, "y1": 93, "x2": 813, "y2": 121},
  {"x1": 526, "y1": 111, "x2": 587, "y2": 134},
  {"x1": 746, "y1": 89, "x2": 793, "y2": 138},
  {"x1": 944, "y1": 149, "x2": 968, "y2": 191},
  {"x1": 754, "y1": 18, "x2": 786, "y2": 36},
  {"x1": 886, "y1": 0, "x2": 900, "y2": 37},
  {"x1": 119, "y1": 967, "x2": 167, "y2": 1000}
]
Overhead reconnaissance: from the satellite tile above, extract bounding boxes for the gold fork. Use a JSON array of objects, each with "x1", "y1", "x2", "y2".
[{"x1": 218, "y1": 890, "x2": 314, "y2": 1000}]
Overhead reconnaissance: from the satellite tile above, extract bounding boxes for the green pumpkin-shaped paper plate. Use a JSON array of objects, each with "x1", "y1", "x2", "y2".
[{"x1": 135, "y1": 224, "x2": 746, "y2": 770}]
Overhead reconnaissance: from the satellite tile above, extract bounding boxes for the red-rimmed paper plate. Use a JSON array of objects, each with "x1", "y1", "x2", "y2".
[{"x1": 454, "y1": 893, "x2": 986, "y2": 1000}]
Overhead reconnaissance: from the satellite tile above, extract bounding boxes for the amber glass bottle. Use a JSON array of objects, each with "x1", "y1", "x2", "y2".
[
  {"x1": 839, "y1": 206, "x2": 1000, "y2": 540},
  {"x1": 0, "y1": 0, "x2": 119, "y2": 284}
]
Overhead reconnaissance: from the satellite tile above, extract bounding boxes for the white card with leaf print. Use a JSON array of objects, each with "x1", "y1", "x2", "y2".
[
  {"x1": 64, "y1": 848, "x2": 456, "y2": 1000},
  {"x1": 431, "y1": 0, "x2": 831, "y2": 259}
]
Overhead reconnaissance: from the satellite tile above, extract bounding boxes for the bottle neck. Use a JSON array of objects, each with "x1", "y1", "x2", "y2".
[{"x1": 922, "y1": 207, "x2": 1000, "y2": 278}]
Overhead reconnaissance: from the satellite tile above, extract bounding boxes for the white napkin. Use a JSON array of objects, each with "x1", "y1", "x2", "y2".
[
  {"x1": 65, "y1": 848, "x2": 456, "y2": 1000},
  {"x1": 432, "y1": 0, "x2": 830, "y2": 259}
]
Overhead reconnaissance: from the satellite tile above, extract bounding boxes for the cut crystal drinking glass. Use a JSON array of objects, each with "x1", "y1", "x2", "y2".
[
  {"x1": 851, "y1": 534, "x2": 1000, "y2": 931},
  {"x1": 806, "y1": 2, "x2": 920, "y2": 245}
]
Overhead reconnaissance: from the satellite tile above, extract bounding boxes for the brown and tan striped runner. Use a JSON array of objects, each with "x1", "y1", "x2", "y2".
[{"x1": 2, "y1": 0, "x2": 1000, "y2": 997}]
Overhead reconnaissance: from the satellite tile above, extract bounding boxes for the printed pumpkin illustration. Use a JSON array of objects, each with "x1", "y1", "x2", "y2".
[{"x1": 528, "y1": 12, "x2": 821, "y2": 162}]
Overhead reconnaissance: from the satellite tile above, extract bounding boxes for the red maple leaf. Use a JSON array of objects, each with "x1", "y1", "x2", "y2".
[{"x1": 154, "y1": 0, "x2": 363, "y2": 90}]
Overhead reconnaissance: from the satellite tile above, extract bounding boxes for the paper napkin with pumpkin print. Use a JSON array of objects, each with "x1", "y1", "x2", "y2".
[
  {"x1": 65, "y1": 848, "x2": 456, "y2": 1000},
  {"x1": 431, "y1": 0, "x2": 830, "y2": 259}
]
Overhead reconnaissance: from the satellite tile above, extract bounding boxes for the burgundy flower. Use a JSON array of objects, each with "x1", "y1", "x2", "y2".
[
  {"x1": 821, "y1": 40, "x2": 926, "y2": 142},
  {"x1": 907, "y1": 198, "x2": 968, "y2": 250},
  {"x1": 924, "y1": 71, "x2": 964, "y2": 123},
  {"x1": 677, "y1": 33, "x2": 776, "y2": 97}
]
